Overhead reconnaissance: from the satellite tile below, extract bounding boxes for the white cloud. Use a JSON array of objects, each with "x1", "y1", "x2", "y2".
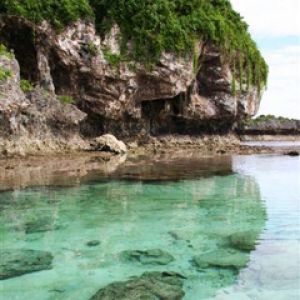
[
  {"x1": 258, "y1": 45, "x2": 300, "y2": 118},
  {"x1": 231, "y1": 0, "x2": 300, "y2": 38},
  {"x1": 231, "y1": 0, "x2": 300, "y2": 118}
]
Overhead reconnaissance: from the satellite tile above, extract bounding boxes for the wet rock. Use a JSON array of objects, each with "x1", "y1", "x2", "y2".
[
  {"x1": 192, "y1": 249, "x2": 249, "y2": 270},
  {"x1": 24, "y1": 218, "x2": 61, "y2": 234},
  {"x1": 86, "y1": 240, "x2": 101, "y2": 247},
  {"x1": 0, "y1": 249, "x2": 53, "y2": 280},
  {"x1": 94, "y1": 134, "x2": 127, "y2": 154},
  {"x1": 229, "y1": 231, "x2": 258, "y2": 251},
  {"x1": 121, "y1": 249, "x2": 175, "y2": 265},
  {"x1": 285, "y1": 151, "x2": 299, "y2": 157},
  {"x1": 90, "y1": 271, "x2": 185, "y2": 300}
]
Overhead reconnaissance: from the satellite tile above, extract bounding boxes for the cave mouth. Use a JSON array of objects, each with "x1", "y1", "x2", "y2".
[
  {"x1": 141, "y1": 94, "x2": 190, "y2": 135},
  {"x1": 0, "y1": 19, "x2": 39, "y2": 82},
  {"x1": 140, "y1": 95, "x2": 234, "y2": 136}
]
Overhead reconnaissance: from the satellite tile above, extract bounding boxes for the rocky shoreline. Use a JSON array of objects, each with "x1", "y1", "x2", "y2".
[{"x1": 1, "y1": 135, "x2": 299, "y2": 192}]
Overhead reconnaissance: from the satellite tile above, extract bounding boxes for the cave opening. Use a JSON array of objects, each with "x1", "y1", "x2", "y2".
[
  {"x1": 0, "y1": 19, "x2": 39, "y2": 82},
  {"x1": 48, "y1": 49, "x2": 73, "y2": 96}
]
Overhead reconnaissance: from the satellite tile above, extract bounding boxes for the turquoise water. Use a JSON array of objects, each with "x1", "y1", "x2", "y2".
[{"x1": 0, "y1": 155, "x2": 299, "y2": 299}]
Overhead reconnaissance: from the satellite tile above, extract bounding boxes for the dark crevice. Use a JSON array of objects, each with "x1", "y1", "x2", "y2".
[
  {"x1": 0, "y1": 19, "x2": 39, "y2": 82},
  {"x1": 48, "y1": 49, "x2": 73, "y2": 96}
]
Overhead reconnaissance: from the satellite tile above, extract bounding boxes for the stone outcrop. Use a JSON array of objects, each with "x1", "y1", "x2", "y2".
[
  {"x1": 0, "y1": 249, "x2": 53, "y2": 280},
  {"x1": 90, "y1": 271, "x2": 185, "y2": 300},
  {"x1": 238, "y1": 118, "x2": 300, "y2": 135},
  {"x1": 0, "y1": 52, "x2": 88, "y2": 156},
  {"x1": 0, "y1": 16, "x2": 263, "y2": 155}
]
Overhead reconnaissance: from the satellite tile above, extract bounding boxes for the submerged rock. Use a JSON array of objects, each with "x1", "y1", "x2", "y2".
[
  {"x1": 121, "y1": 249, "x2": 175, "y2": 265},
  {"x1": 229, "y1": 231, "x2": 258, "y2": 251},
  {"x1": 0, "y1": 249, "x2": 53, "y2": 280},
  {"x1": 93, "y1": 134, "x2": 127, "y2": 154},
  {"x1": 90, "y1": 271, "x2": 185, "y2": 300},
  {"x1": 192, "y1": 249, "x2": 249, "y2": 270},
  {"x1": 24, "y1": 218, "x2": 61, "y2": 234},
  {"x1": 86, "y1": 240, "x2": 101, "y2": 247}
]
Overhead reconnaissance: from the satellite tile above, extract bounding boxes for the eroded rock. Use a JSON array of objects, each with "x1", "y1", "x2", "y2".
[
  {"x1": 0, "y1": 249, "x2": 53, "y2": 280},
  {"x1": 94, "y1": 134, "x2": 127, "y2": 154},
  {"x1": 90, "y1": 271, "x2": 185, "y2": 300},
  {"x1": 121, "y1": 249, "x2": 174, "y2": 265}
]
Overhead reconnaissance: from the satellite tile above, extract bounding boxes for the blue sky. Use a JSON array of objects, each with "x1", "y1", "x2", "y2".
[{"x1": 231, "y1": 0, "x2": 300, "y2": 119}]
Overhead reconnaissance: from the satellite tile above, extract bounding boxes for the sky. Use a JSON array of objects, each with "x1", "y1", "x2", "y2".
[{"x1": 231, "y1": 0, "x2": 300, "y2": 119}]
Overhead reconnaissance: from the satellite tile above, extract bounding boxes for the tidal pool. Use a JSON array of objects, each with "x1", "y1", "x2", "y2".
[{"x1": 0, "y1": 154, "x2": 299, "y2": 300}]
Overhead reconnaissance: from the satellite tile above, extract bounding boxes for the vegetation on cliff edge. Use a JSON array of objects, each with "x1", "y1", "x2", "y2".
[{"x1": 0, "y1": 0, "x2": 268, "y2": 92}]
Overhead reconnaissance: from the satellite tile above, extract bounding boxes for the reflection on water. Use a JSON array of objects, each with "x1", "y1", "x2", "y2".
[
  {"x1": 0, "y1": 154, "x2": 299, "y2": 299},
  {"x1": 241, "y1": 140, "x2": 300, "y2": 147}
]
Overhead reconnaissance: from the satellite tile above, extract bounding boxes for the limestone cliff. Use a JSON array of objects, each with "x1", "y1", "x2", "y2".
[{"x1": 0, "y1": 5, "x2": 267, "y2": 155}]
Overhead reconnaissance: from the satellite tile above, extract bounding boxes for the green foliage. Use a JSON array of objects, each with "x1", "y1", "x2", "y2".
[
  {"x1": 58, "y1": 95, "x2": 76, "y2": 104},
  {"x1": 103, "y1": 48, "x2": 122, "y2": 68},
  {"x1": 91, "y1": 0, "x2": 268, "y2": 91},
  {"x1": 0, "y1": 0, "x2": 93, "y2": 30},
  {"x1": 0, "y1": 0, "x2": 268, "y2": 91},
  {"x1": 243, "y1": 115, "x2": 297, "y2": 125},
  {"x1": 20, "y1": 79, "x2": 34, "y2": 92},
  {"x1": 0, "y1": 67, "x2": 12, "y2": 82},
  {"x1": 87, "y1": 42, "x2": 99, "y2": 56},
  {"x1": 0, "y1": 44, "x2": 14, "y2": 59}
]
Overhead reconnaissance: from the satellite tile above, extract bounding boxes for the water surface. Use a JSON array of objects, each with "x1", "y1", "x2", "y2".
[{"x1": 0, "y1": 154, "x2": 299, "y2": 299}]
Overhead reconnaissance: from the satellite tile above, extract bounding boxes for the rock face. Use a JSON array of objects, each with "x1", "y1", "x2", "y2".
[
  {"x1": 0, "y1": 249, "x2": 53, "y2": 280},
  {"x1": 0, "y1": 53, "x2": 87, "y2": 156},
  {"x1": 90, "y1": 271, "x2": 185, "y2": 300},
  {"x1": 0, "y1": 16, "x2": 263, "y2": 155}
]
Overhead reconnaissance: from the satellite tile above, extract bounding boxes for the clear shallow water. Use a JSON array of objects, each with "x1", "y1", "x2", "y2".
[{"x1": 0, "y1": 155, "x2": 299, "y2": 300}]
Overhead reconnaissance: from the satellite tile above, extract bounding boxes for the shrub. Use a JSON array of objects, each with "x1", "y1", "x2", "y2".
[
  {"x1": 20, "y1": 79, "x2": 34, "y2": 92},
  {"x1": 0, "y1": 67, "x2": 12, "y2": 82},
  {"x1": 0, "y1": 44, "x2": 14, "y2": 59},
  {"x1": 58, "y1": 95, "x2": 76, "y2": 104},
  {"x1": 87, "y1": 42, "x2": 99, "y2": 56}
]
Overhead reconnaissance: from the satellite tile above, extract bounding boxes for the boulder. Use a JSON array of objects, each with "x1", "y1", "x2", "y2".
[
  {"x1": 0, "y1": 249, "x2": 53, "y2": 280},
  {"x1": 94, "y1": 134, "x2": 127, "y2": 154},
  {"x1": 229, "y1": 230, "x2": 258, "y2": 251},
  {"x1": 121, "y1": 249, "x2": 174, "y2": 265},
  {"x1": 90, "y1": 271, "x2": 185, "y2": 300},
  {"x1": 192, "y1": 249, "x2": 249, "y2": 270}
]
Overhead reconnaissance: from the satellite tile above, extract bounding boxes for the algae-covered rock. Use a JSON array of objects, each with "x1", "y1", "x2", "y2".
[
  {"x1": 90, "y1": 271, "x2": 185, "y2": 300},
  {"x1": 24, "y1": 218, "x2": 61, "y2": 234},
  {"x1": 121, "y1": 249, "x2": 175, "y2": 265},
  {"x1": 229, "y1": 230, "x2": 258, "y2": 251},
  {"x1": 0, "y1": 249, "x2": 53, "y2": 280},
  {"x1": 86, "y1": 240, "x2": 101, "y2": 247},
  {"x1": 192, "y1": 249, "x2": 249, "y2": 270}
]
